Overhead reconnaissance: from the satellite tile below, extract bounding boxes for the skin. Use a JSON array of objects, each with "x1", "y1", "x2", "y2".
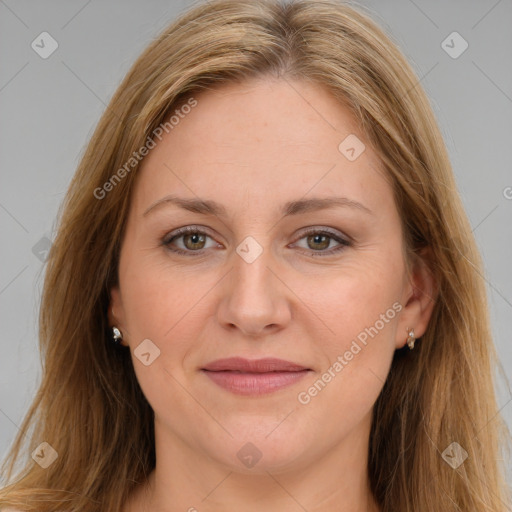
[{"x1": 110, "y1": 77, "x2": 436, "y2": 512}]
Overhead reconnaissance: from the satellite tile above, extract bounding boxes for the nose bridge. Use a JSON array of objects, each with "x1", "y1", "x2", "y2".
[
  {"x1": 232, "y1": 233, "x2": 276, "y2": 305},
  {"x1": 218, "y1": 232, "x2": 291, "y2": 336}
]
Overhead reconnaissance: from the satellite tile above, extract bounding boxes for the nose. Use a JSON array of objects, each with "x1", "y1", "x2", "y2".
[{"x1": 217, "y1": 241, "x2": 292, "y2": 337}]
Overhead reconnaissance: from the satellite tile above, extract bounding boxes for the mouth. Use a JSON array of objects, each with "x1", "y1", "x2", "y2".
[{"x1": 201, "y1": 357, "x2": 312, "y2": 396}]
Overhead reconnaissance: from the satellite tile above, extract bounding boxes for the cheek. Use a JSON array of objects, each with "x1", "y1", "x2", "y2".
[
  {"x1": 117, "y1": 258, "x2": 211, "y2": 412},
  {"x1": 309, "y1": 252, "x2": 405, "y2": 383},
  {"x1": 316, "y1": 289, "x2": 399, "y2": 387},
  {"x1": 118, "y1": 251, "x2": 218, "y2": 357},
  {"x1": 295, "y1": 275, "x2": 401, "y2": 439}
]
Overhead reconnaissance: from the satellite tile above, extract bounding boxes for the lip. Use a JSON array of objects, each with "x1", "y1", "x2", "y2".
[
  {"x1": 201, "y1": 357, "x2": 312, "y2": 396},
  {"x1": 202, "y1": 357, "x2": 309, "y2": 373}
]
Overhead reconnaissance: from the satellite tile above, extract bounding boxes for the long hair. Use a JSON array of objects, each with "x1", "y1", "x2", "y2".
[{"x1": 1, "y1": 1, "x2": 510, "y2": 510}]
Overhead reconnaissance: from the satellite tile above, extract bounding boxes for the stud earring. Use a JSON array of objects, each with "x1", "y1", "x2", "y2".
[
  {"x1": 112, "y1": 326, "x2": 123, "y2": 346},
  {"x1": 406, "y1": 327, "x2": 416, "y2": 350}
]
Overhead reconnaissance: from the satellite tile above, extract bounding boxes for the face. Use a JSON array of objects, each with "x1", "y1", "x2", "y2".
[{"x1": 110, "y1": 78, "x2": 434, "y2": 475}]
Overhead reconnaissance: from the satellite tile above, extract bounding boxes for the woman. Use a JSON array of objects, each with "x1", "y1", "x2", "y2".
[{"x1": 1, "y1": 0, "x2": 510, "y2": 510}]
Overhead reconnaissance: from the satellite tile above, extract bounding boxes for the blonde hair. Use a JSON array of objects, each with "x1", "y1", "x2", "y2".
[{"x1": 1, "y1": 0, "x2": 510, "y2": 510}]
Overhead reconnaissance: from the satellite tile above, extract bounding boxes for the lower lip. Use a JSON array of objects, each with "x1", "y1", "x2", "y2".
[{"x1": 202, "y1": 369, "x2": 311, "y2": 395}]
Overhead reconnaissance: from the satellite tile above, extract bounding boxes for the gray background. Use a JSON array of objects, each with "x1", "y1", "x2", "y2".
[{"x1": 1, "y1": 0, "x2": 511, "y2": 478}]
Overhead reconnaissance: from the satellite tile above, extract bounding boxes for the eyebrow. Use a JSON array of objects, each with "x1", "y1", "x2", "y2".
[{"x1": 143, "y1": 195, "x2": 373, "y2": 217}]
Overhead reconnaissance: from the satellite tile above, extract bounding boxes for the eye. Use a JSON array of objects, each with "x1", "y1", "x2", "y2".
[
  {"x1": 292, "y1": 228, "x2": 351, "y2": 257},
  {"x1": 162, "y1": 226, "x2": 220, "y2": 256},
  {"x1": 162, "y1": 226, "x2": 351, "y2": 257}
]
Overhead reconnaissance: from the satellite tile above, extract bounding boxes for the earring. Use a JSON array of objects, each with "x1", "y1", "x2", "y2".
[
  {"x1": 406, "y1": 327, "x2": 416, "y2": 350},
  {"x1": 112, "y1": 326, "x2": 123, "y2": 346}
]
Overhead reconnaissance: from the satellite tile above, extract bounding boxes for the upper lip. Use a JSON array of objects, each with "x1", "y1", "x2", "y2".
[{"x1": 202, "y1": 357, "x2": 310, "y2": 373}]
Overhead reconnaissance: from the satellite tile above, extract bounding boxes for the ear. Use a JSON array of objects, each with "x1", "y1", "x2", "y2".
[
  {"x1": 108, "y1": 285, "x2": 128, "y2": 347},
  {"x1": 395, "y1": 247, "x2": 437, "y2": 349}
]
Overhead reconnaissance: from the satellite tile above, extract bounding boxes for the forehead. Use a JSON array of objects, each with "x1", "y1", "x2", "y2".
[{"x1": 131, "y1": 78, "x2": 392, "y2": 218}]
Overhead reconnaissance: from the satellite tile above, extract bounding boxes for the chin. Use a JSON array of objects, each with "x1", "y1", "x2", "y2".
[{"x1": 207, "y1": 427, "x2": 313, "y2": 475}]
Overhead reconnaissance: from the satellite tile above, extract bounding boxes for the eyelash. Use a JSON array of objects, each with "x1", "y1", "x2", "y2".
[{"x1": 162, "y1": 225, "x2": 351, "y2": 257}]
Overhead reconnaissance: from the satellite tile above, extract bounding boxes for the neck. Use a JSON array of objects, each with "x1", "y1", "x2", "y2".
[{"x1": 125, "y1": 412, "x2": 380, "y2": 512}]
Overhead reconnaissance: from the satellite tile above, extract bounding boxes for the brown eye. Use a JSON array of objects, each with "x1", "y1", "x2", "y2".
[
  {"x1": 182, "y1": 232, "x2": 207, "y2": 250},
  {"x1": 306, "y1": 233, "x2": 331, "y2": 251},
  {"x1": 293, "y1": 228, "x2": 351, "y2": 257},
  {"x1": 163, "y1": 226, "x2": 219, "y2": 256}
]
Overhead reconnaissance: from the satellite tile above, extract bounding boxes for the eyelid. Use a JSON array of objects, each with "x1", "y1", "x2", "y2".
[
  {"x1": 290, "y1": 226, "x2": 351, "y2": 256},
  {"x1": 162, "y1": 225, "x2": 222, "y2": 255},
  {"x1": 162, "y1": 225, "x2": 351, "y2": 257},
  {"x1": 162, "y1": 224, "x2": 217, "y2": 243},
  {"x1": 293, "y1": 226, "x2": 351, "y2": 244}
]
